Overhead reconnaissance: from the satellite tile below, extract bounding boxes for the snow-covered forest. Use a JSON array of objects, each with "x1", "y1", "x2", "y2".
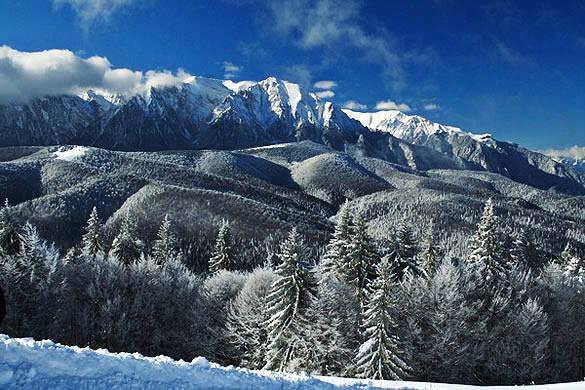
[{"x1": 0, "y1": 199, "x2": 584, "y2": 386}]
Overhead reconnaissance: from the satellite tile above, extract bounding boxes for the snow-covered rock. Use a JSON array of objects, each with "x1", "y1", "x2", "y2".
[{"x1": 1, "y1": 335, "x2": 582, "y2": 389}]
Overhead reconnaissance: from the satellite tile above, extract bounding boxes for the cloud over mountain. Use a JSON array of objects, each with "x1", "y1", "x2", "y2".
[
  {"x1": 0, "y1": 46, "x2": 191, "y2": 103},
  {"x1": 542, "y1": 145, "x2": 585, "y2": 160},
  {"x1": 375, "y1": 100, "x2": 412, "y2": 112}
]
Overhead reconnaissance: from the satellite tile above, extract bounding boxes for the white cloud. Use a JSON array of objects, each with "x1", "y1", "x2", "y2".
[
  {"x1": 261, "y1": 0, "x2": 408, "y2": 90},
  {"x1": 0, "y1": 45, "x2": 192, "y2": 103},
  {"x1": 315, "y1": 90, "x2": 335, "y2": 99},
  {"x1": 424, "y1": 103, "x2": 440, "y2": 111},
  {"x1": 54, "y1": 0, "x2": 136, "y2": 27},
  {"x1": 343, "y1": 100, "x2": 368, "y2": 110},
  {"x1": 313, "y1": 80, "x2": 337, "y2": 90},
  {"x1": 222, "y1": 61, "x2": 243, "y2": 79},
  {"x1": 542, "y1": 146, "x2": 585, "y2": 160},
  {"x1": 375, "y1": 99, "x2": 411, "y2": 112}
]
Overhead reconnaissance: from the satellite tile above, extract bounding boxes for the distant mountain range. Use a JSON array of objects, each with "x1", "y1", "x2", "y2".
[{"x1": 0, "y1": 76, "x2": 583, "y2": 194}]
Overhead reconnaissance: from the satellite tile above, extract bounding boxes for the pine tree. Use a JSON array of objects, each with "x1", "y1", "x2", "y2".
[
  {"x1": 151, "y1": 214, "x2": 179, "y2": 264},
  {"x1": 421, "y1": 220, "x2": 440, "y2": 276},
  {"x1": 346, "y1": 213, "x2": 378, "y2": 306},
  {"x1": 509, "y1": 229, "x2": 541, "y2": 271},
  {"x1": 209, "y1": 220, "x2": 234, "y2": 274},
  {"x1": 397, "y1": 223, "x2": 418, "y2": 261},
  {"x1": 321, "y1": 200, "x2": 352, "y2": 280},
  {"x1": 564, "y1": 253, "x2": 585, "y2": 281},
  {"x1": 561, "y1": 240, "x2": 577, "y2": 265},
  {"x1": 469, "y1": 198, "x2": 506, "y2": 284},
  {"x1": 82, "y1": 207, "x2": 103, "y2": 257},
  {"x1": 387, "y1": 223, "x2": 422, "y2": 281},
  {"x1": 355, "y1": 256, "x2": 410, "y2": 380},
  {"x1": 264, "y1": 227, "x2": 316, "y2": 372},
  {"x1": 109, "y1": 212, "x2": 142, "y2": 264},
  {"x1": 0, "y1": 203, "x2": 20, "y2": 255}
]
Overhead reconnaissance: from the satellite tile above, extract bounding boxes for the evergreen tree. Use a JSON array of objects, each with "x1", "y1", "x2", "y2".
[
  {"x1": 564, "y1": 253, "x2": 585, "y2": 281},
  {"x1": 509, "y1": 229, "x2": 541, "y2": 271},
  {"x1": 320, "y1": 200, "x2": 352, "y2": 280},
  {"x1": 109, "y1": 212, "x2": 142, "y2": 264},
  {"x1": 0, "y1": 204, "x2": 20, "y2": 255},
  {"x1": 82, "y1": 207, "x2": 103, "y2": 257},
  {"x1": 387, "y1": 223, "x2": 422, "y2": 281},
  {"x1": 264, "y1": 228, "x2": 316, "y2": 372},
  {"x1": 151, "y1": 214, "x2": 179, "y2": 264},
  {"x1": 355, "y1": 256, "x2": 410, "y2": 380},
  {"x1": 469, "y1": 198, "x2": 506, "y2": 285},
  {"x1": 421, "y1": 220, "x2": 440, "y2": 276},
  {"x1": 312, "y1": 278, "x2": 361, "y2": 376},
  {"x1": 209, "y1": 220, "x2": 234, "y2": 274},
  {"x1": 226, "y1": 268, "x2": 277, "y2": 369},
  {"x1": 346, "y1": 213, "x2": 379, "y2": 306},
  {"x1": 561, "y1": 240, "x2": 578, "y2": 265}
]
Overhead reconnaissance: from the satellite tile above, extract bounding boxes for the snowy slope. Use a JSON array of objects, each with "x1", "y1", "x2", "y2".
[
  {"x1": 342, "y1": 109, "x2": 492, "y2": 144},
  {"x1": 0, "y1": 335, "x2": 583, "y2": 390},
  {"x1": 343, "y1": 109, "x2": 585, "y2": 193}
]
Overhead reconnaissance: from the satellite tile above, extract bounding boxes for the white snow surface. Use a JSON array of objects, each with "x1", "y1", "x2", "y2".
[
  {"x1": 1, "y1": 335, "x2": 583, "y2": 390},
  {"x1": 343, "y1": 109, "x2": 492, "y2": 143},
  {"x1": 53, "y1": 146, "x2": 89, "y2": 161}
]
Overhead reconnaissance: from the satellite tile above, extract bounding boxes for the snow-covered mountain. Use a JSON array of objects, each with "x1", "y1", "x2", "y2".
[
  {"x1": 344, "y1": 109, "x2": 585, "y2": 194},
  {"x1": 0, "y1": 76, "x2": 364, "y2": 151},
  {"x1": 0, "y1": 76, "x2": 584, "y2": 194},
  {"x1": 558, "y1": 157, "x2": 585, "y2": 174}
]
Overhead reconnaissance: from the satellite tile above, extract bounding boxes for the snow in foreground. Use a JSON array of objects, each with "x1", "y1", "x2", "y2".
[{"x1": 0, "y1": 335, "x2": 582, "y2": 390}]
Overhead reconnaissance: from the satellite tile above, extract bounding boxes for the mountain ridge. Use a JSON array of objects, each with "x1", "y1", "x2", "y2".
[{"x1": 0, "y1": 75, "x2": 583, "y2": 194}]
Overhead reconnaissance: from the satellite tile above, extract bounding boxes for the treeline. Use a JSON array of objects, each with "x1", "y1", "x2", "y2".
[{"x1": 0, "y1": 199, "x2": 584, "y2": 385}]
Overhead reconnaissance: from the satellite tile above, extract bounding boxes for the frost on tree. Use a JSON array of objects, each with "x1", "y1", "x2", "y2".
[
  {"x1": 346, "y1": 213, "x2": 378, "y2": 307},
  {"x1": 152, "y1": 214, "x2": 179, "y2": 264},
  {"x1": 264, "y1": 228, "x2": 316, "y2": 372},
  {"x1": 509, "y1": 229, "x2": 541, "y2": 271},
  {"x1": 355, "y1": 256, "x2": 410, "y2": 380},
  {"x1": 421, "y1": 219, "x2": 440, "y2": 276},
  {"x1": 320, "y1": 200, "x2": 352, "y2": 280},
  {"x1": 82, "y1": 207, "x2": 103, "y2": 257},
  {"x1": 209, "y1": 220, "x2": 234, "y2": 274},
  {"x1": 469, "y1": 198, "x2": 507, "y2": 285},
  {"x1": 109, "y1": 212, "x2": 143, "y2": 264},
  {"x1": 0, "y1": 201, "x2": 20, "y2": 255},
  {"x1": 387, "y1": 223, "x2": 422, "y2": 281}
]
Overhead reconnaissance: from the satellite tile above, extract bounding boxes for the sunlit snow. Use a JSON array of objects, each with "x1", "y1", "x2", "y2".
[{"x1": 53, "y1": 146, "x2": 89, "y2": 161}]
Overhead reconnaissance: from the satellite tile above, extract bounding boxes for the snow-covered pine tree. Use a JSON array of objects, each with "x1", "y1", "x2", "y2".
[
  {"x1": 387, "y1": 223, "x2": 422, "y2": 281},
  {"x1": 109, "y1": 212, "x2": 143, "y2": 264},
  {"x1": 421, "y1": 220, "x2": 440, "y2": 276},
  {"x1": 564, "y1": 253, "x2": 585, "y2": 281},
  {"x1": 320, "y1": 200, "x2": 353, "y2": 280},
  {"x1": 151, "y1": 214, "x2": 179, "y2": 264},
  {"x1": 346, "y1": 213, "x2": 379, "y2": 307},
  {"x1": 0, "y1": 202, "x2": 20, "y2": 255},
  {"x1": 226, "y1": 268, "x2": 277, "y2": 369},
  {"x1": 82, "y1": 207, "x2": 103, "y2": 257},
  {"x1": 509, "y1": 229, "x2": 541, "y2": 271},
  {"x1": 263, "y1": 227, "x2": 316, "y2": 372},
  {"x1": 312, "y1": 277, "x2": 361, "y2": 376},
  {"x1": 561, "y1": 240, "x2": 578, "y2": 265},
  {"x1": 355, "y1": 256, "x2": 410, "y2": 380},
  {"x1": 209, "y1": 220, "x2": 234, "y2": 274},
  {"x1": 468, "y1": 198, "x2": 507, "y2": 285}
]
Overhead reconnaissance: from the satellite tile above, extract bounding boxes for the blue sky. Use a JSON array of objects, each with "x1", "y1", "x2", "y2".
[{"x1": 0, "y1": 0, "x2": 583, "y2": 151}]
